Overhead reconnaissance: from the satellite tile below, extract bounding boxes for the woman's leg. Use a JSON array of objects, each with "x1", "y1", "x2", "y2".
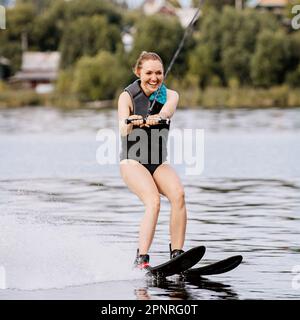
[
  {"x1": 120, "y1": 160, "x2": 160, "y2": 255},
  {"x1": 153, "y1": 164, "x2": 187, "y2": 251}
]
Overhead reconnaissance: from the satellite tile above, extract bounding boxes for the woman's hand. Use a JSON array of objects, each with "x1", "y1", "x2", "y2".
[
  {"x1": 128, "y1": 115, "x2": 144, "y2": 126},
  {"x1": 143, "y1": 114, "x2": 161, "y2": 127}
]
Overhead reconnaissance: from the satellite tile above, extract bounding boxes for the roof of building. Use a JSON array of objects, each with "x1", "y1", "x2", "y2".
[
  {"x1": 143, "y1": 0, "x2": 176, "y2": 15},
  {"x1": 11, "y1": 51, "x2": 60, "y2": 82},
  {"x1": 175, "y1": 7, "x2": 201, "y2": 28},
  {"x1": 21, "y1": 52, "x2": 60, "y2": 72}
]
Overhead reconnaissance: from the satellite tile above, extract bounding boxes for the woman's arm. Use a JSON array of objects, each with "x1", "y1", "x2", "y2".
[
  {"x1": 145, "y1": 89, "x2": 179, "y2": 126},
  {"x1": 159, "y1": 89, "x2": 179, "y2": 119},
  {"x1": 118, "y1": 91, "x2": 143, "y2": 135},
  {"x1": 118, "y1": 91, "x2": 133, "y2": 136}
]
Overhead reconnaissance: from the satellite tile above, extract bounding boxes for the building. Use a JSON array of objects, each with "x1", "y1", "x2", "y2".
[
  {"x1": 122, "y1": 30, "x2": 134, "y2": 52},
  {"x1": 247, "y1": 0, "x2": 289, "y2": 14},
  {"x1": 175, "y1": 7, "x2": 201, "y2": 28},
  {"x1": 143, "y1": 0, "x2": 177, "y2": 16},
  {"x1": 143, "y1": 0, "x2": 201, "y2": 27},
  {"x1": 11, "y1": 52, "x2": 60, "y2": 93}
]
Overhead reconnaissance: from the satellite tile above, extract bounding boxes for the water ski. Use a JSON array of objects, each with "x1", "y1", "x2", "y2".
[{"x1": 148, "y1": 246, "x2": 206, "y2": 278}]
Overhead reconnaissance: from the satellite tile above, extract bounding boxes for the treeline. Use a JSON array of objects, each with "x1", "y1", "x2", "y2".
[{"x1": 1, "y1": 0, "x2": 300, "y2": 104}]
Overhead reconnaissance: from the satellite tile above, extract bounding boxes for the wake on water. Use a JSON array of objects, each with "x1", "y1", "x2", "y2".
[{"x1": 0, "y1": 216, "x2": 143, "y2": 290}]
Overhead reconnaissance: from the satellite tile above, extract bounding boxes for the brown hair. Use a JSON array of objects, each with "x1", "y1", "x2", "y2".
[{"x1": 133, "y1": 51, "x2": 164, "y2": 77}]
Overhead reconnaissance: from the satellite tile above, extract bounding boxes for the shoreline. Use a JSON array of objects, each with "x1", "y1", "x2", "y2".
[{"x1": 1, "y1": 86, "x2": 300, "y2": 109}]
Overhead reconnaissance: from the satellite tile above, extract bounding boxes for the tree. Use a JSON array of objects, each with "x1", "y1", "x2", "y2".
[
  {"x1": 31, "y1": 0, "x2": 123, "y2": 52},
  {"x1": 187, "y1": 7, "x2": 223, "y2": 86},
  {"x1": 286, "y1": 64, "x2": 300, "y2": 87},
  {"x1": 65, "y1": 0, "x2": 123, "y2": 25},
  {"x1": 192, "y1": 0, "x2": 235, "y2": 10},
  {"x1": 251, "y1": 31, "x2": 291, "y2": 87},
  {"x1": 16, "y1": 0, "x2": 52, "y2": 13},
  {"x1": 285, "y1": 31, "x2": 300, "y2": 87},
  {"x1": 72, "y1": 51, "x2": 126, "y2": 101},
  {"x1": 0, "y1": 3, "x2": 35, "y2": 72},
  {"x1": 59, "y1": 15, "x2": 122, "y2": 68},
  {"x1": 220, "y1": 7, "x2": 258, "y2": 85},
  {"x1": 187, "y1": 44, "x2": 215, "y2": 87},
  {"x1": 130, "y1": 14, "x2": 186, "y2": 77}
]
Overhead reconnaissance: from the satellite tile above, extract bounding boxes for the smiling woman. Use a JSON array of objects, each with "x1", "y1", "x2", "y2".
[{"x1": 118, "y1": 51, "x2": 186, "y2": 270}]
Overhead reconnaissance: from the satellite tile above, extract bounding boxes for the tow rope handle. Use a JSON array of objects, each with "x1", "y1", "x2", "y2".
[{"x1": 125, "y1": 118, "x2": 170, "y2": 125}]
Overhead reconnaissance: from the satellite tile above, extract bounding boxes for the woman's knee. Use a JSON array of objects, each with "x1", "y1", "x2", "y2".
[
  {"x1": 144, "y1": 194, "x2": 161, "y2": 212},
  {"x1": 169, "y1": 188, "x2": 185, "y2": 207}
]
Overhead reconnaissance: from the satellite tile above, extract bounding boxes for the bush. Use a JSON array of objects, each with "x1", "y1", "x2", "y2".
[
  {"x1": 286, "y1": 64, "x2": 300, "y2": 87},
  {"x1": 251, "y1": 31, "x2": 291, "y2": 87},
  {"x1": 72, "y1": 51, "x2": 126, "y2": 101}
]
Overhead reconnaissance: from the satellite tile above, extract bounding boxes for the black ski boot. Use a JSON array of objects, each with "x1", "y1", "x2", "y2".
[
  {"x1": 169, "y1": 243, "x2": 184, "y2": 259},
  {"x1": 134, "y1": 249, "x2": 150, "y2": 270}
]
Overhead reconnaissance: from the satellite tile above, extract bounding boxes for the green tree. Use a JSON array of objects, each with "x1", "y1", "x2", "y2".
[
  {"x1": 251, "y1": 30, "x2": 291, "y2": 87},
  {"x1": 30, "y1": 0, "x2": 69, "y2": 51},
  {"x1": 16, "y1": 0, "x2": 52, "y2": 13},
  {"x1": 72, "y1": 51, "x2": 126, "y2": 101},
  {"x1": 187, "y1": 7, "x2": 223, "y2": 86},
  {"x1": 31, "y1": 0, "x2": 123, "y2": 52},
  {"x1": 130, "y1": 14, "x2": 186, "y2": 77},
  {"x1": 0, "y1": 3, "x2": 35, "y2": 72},
  {"x1": 192, "y1": 0, "x2": 235, "y2": 9},
  {"x1": 285, "y1": 31, "x2": 300, "y2": 86},
  {"x1": 187, "y1": 44, "x2": 215, "y2": 87},
  {"x1": 188, "y1": 6, "x2": 283, "y2": 87},
  {"x1": 220, "y1": 7, "x2": 259, "y2": 84},
  {"x1": 66, "y1": 0, "x2": 123, "y2": 25},
  {"x1": 286, "y1": 64, "x2": 300, "y2": 87},
  {"x1": 59, "y1": 15, "x2": 122, "y2": 68}
]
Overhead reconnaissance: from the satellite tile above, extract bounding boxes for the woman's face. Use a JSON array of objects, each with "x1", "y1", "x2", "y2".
[{"x1": 138, "y1": 59, "x2": 164, "y2": 95}]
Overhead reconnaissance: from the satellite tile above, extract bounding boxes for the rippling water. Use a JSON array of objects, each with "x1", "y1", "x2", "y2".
[{"x1": 0, "y1": 107, "x2": 299, "y2": 300}]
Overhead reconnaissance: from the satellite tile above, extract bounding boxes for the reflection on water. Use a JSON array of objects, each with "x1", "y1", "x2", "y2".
[
  {"x1": 136, "y1": 276, "x2": 239, "y2": 300},
  {"x1": 0, "y1": 107, "x2": 299, "y2": 299}
]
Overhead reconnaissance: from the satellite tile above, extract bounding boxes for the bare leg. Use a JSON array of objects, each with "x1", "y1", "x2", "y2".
[
  {"x1": 153, "y1": 164, "x2": 187, "y2": 251},
  {"x1": 120, "y1": 160, "x2": 160, "y2": 254}
]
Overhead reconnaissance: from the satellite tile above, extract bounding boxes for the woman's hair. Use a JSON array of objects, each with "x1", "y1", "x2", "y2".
[{"x1": 133, "y1": 51, "x2": 164, "y2": 76}]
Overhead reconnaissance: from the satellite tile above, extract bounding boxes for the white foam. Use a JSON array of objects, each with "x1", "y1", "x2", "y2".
[{"x1": 0, "y1": 216, "x2": 143, "y2": 290}]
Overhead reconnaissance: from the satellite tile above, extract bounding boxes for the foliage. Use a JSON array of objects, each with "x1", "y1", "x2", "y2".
[
  {"x1": 251, "y1": 31, "x2": 291, "y2": 87},
  {"x1": 72, "y1": 51, "x2": 127, "y2": 101},
  {"x1": 59, "y1": 15, "x2": 122, "y2": 68},
  {"x1": 130, "y1": 14, "x2": 187, "y2": 77},
  {"x1": 1, "y1": 1, "x2": 300, "y2": 106}
]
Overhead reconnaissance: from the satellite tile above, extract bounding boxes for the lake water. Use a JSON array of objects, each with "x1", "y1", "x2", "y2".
[{"x1": 0, "y1": 106, "x2": 299, "y2": 300}]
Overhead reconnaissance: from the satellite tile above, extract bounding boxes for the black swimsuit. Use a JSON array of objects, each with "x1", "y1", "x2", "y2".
[
  {"x1": 141, "y1": 163, "x2": 162, "y2": 175},
  {"x1": 120, "y1": 80, "x2": 170, "y2": 175}
]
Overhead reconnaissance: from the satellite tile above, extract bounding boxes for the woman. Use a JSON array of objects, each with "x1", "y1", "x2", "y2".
[{"x1": 118, "y1": 51, "x2": 187, "y2": 269}]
